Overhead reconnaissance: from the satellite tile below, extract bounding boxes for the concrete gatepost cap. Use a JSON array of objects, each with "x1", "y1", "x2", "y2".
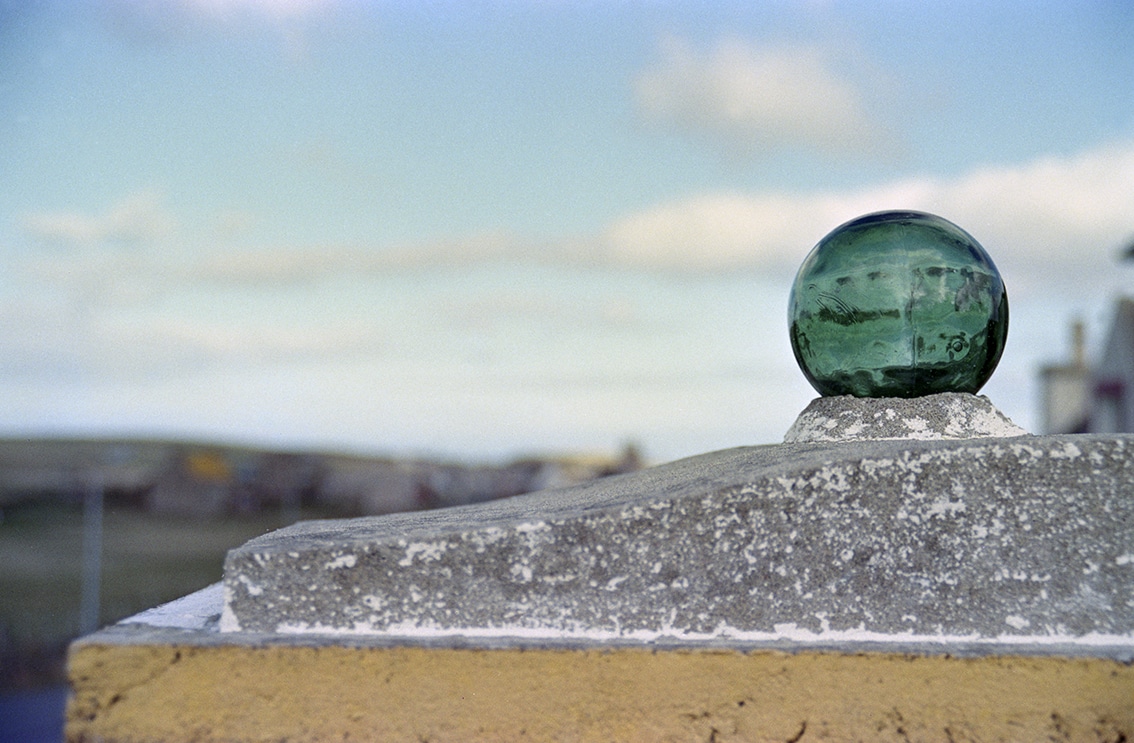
[{"x1": 784, "y1": 392, "x2": 1027, "y2": 443}]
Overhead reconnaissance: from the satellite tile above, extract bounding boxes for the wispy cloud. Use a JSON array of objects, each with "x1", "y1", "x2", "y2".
[
  {"x1": 185, "y1": 231, "x2": 530, "y2": 284},
  {"x1": 20, "y1": 191, "x2": 176, "y2": 247},
  {"x1": 8, "y1": 140, "x2": 1132, "y2": 389},
  {"x1": 634, "y1": 36, "x2": 893, "y2": 159},
  {"x1": 178, "y1": 0, "x2": 334, "y2": 20},
  {"x1": 105, "y1": 0, "x2": 335, "y2": 29},
  {"x1": 19, "y1": 140, "x2": 1134, "y2": 288},
  {"x1": 101, "y1": 0, "x2": 336, "y2": 56}
]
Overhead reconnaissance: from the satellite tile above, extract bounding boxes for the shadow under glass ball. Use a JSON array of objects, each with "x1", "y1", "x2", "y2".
[{"x1": 789, "y1": 210, "x2": 1008, "y2": 399}]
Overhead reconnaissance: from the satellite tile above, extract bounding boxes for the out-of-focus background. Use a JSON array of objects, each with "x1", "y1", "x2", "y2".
[
  {"x1": 1, "y1": 1, "x2": 1132, "y2": 739},
  {"x1": 2, "y1": 0, "x2": 1133, "y2": 459}
]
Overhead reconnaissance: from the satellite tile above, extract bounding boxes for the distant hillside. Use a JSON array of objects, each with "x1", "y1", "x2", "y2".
[{"x1": 0, "y1": 438, "x2": 643, "y2": 517}]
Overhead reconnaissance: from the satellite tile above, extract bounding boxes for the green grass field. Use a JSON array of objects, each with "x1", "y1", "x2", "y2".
[{"x1": 0, "y1": 501, "x2": 317, "y2": 688}]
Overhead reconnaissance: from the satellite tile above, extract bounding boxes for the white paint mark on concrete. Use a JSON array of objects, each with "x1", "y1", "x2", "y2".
[
  {"x1": 605, "y1": 576, "x2": 628, "y2": 591},
  {"x1": 1049, "y1": 442, "x2": 1082, "y2": 459},
  {"x1": 237, "y1": 574, "x2": 263, "y2": 596},
  {"x1": 927, "y1": 496, "x2": 966, "y2": 518},
  {"x1": 399, "y1": 542, "x2": 448, "y2": 566},
  {"x1": 325, "y1": 555, "x2": 357, "y2": 570},
  {"x1": 269, "y1": 614, "x2": 1134, "y2": 652},
  {"x1": 124, "y1": 583, "x2": 226, "y2": 631}
]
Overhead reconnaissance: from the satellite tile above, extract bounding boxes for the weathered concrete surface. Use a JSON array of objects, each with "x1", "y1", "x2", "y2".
[
  {"x1": 67, "y1": 605, "x2": 1134, "y2": 743},
  {"x1": 784, "y1": 392, "x2": 1027, "y2": 443},
  {"x1": 222, "y1": 434, "x2": 1134, "y2": 656}
]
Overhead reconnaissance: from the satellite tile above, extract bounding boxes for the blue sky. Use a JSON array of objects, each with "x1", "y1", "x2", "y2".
[{"x1": 1, "y1": 0, "x2": 1132, "y2": 462}]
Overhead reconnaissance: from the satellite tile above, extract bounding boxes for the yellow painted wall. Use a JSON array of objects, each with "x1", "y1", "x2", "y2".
[{"x1": 68, "y1": 641, "x2": 1134, "y2": 742}]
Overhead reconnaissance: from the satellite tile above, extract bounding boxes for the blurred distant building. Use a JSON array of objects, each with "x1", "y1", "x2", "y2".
[
  {"x1": 1039, "y1": 297, "x2": 1134, "y2": 434},
  {"x1": 315, "y1": 443, "x2": 644, "y2": 517},
  {"x1": 0, "y1": 438, "x2": 644, "y2": 519},
  {"x1": 146, "y1": 446, "x2": 236, "y2": 518},
  {"x1": 1091, "y1": 297, "x2": 1134, "y2": 433},
  {"x1": 1039, "y1": 319, "x2": 1092, "y2": 434}
]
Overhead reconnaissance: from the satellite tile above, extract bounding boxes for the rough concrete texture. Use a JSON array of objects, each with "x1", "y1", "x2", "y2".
[
  {"x1": 783, "y1": 392, "x2": 1027, "y2": 443},
  {"x1": 222, "y1": 434, "x2": 1134, "y2": 656},
  {"x1": 67, "y1": 615, "x2": 1134, "y2": 743}
]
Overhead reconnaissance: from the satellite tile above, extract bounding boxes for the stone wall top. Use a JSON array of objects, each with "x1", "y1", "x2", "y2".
[{"x1": 221, "y1": 433, "x2": 1134, "y2": 659}]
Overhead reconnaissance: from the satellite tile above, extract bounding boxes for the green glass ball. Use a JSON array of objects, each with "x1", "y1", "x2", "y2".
[{"x1": 788, "y1": 210, "x2": 1008, "y2": 398}]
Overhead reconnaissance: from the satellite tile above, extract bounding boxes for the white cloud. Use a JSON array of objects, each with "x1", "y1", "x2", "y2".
[
  {"x1": 926, "y1": 143, "x2": 1134, "y2": 266},
  {"x1": 600, "y1": 191, "x2": 817, "y2": 272},
  {"x1": 17, "y1": 140, "x2": 1134, "y2": 299},
  {"x1": 634, "y1": 37, "x2": 891, "y2": 159},
  {"x1": 598, "y1": 139, "x2": 1134, "y2": 285},
  {"x1": 20, "y1": 191, "x2": 176, "y2": 247}
]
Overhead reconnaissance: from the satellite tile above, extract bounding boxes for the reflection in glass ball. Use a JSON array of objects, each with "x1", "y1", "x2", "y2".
[{"x1": 788, "y1": 210, "x2": 1008, "y2": 398}]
